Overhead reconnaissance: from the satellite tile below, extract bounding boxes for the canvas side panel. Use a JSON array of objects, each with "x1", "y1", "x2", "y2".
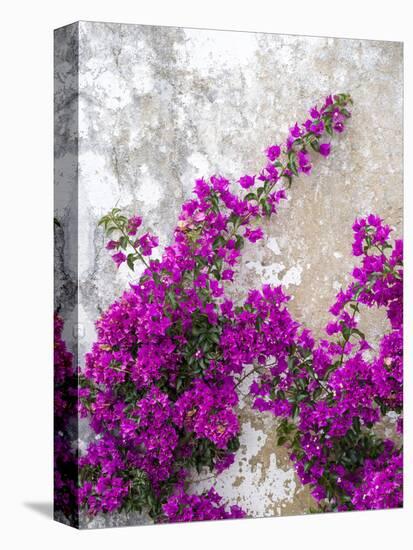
[{"x1": 54, "y1": 22, "x2": 80, "y2": 529}]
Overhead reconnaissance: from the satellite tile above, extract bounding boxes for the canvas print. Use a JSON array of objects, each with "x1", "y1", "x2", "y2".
[{"x1": 54, "y1": 22, "x2": 403, "y2": 528}]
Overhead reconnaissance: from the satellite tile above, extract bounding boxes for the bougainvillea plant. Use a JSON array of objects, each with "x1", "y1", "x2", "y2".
[
  {"x1": 249, "y1": 214, "x2": 402, "y2": 510},
  {"x1": 55, "y1": 92, "x2": 402, "y2": 523},
  {"x1": 54, "y1": 314, "x2": 78, "y2": 523}
]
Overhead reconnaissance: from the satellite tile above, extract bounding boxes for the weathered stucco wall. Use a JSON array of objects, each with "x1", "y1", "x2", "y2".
[{"x1": 56, "y1": 22, "x2": 402, "y2": 527}]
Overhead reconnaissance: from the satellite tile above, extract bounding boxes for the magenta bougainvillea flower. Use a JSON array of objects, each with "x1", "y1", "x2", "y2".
[
  {"x1": 319, "y1": 143, "x2": 331, "y2": 157},
  {"x1": 238, "y1": 174, "x2": 256, "y2": 189},
  {"x1": 127, "y1": 215, "x2": 142, "y2": 235},
  {"x1": 111, "y1": 251, "x2": 126, "y2": 268}
]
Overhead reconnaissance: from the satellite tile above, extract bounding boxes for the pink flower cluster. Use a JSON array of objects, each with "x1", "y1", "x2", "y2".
[
  {"x1": 249, "y1": 215, "x2": 403, "y2": 510},
  {"x1": 351, "y1": 443, "x2": 402, "y2": 510},
  {"x1": 173, "y1": 379, "x2": 239, "y2": 449},
  {"x1": 74, "y1": 93, "x2": 400, "y2": 521},
  {"x1": 163, "y1": 488, "x2": 245, "y2": 522},
  {"x1": 54, "y1": 314, "x2": 78, "y2": 523}
]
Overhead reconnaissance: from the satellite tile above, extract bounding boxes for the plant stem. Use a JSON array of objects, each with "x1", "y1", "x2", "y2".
[{"x1": 110, "y1": 214, "x2": 150, "y2": 269}]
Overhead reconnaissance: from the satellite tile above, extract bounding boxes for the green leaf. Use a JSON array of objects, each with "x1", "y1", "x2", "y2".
[
  {"x1": 341, "y1": 325, "x2": 351, "y2": 340},
  {"x1": 289, "y1": 159, "x2": 298, "y2": 176},
  {"x1": 106, "y1": 225, "x2": 117, "y2": 236},
  {"x1": 176, "y1": 377, "x2": 184, "y2": 392},
  {"x1": 119, "y1": 236, "x2": 129, "y2": 249},
  {"x1": 261, "y1": 199, "x2": 272, "y2": 217},
  {"x1": 310, "y1": 140, "x2": 319, "y2": 152},
  {"x1": 209, "y1": 333, "x2": 220, "y2": 345},
  {"x1": 127, "y1": 254, "x2": 135, "y2": 271},
  {"x1": 304, "y1": 461, "x2": 313, "y2": 473},
  {"x1": 282, "y1": 173, "x2": 293, "y2": 187},
  {"x1": 312, "y1": 387, "x2": 323, "y2": 400},
  {"x1": 244, "y1": 192, "x2": 257, "y2": 202},
  {"x1": 351, "y1": 328, "x2": 366, "y2": 340},
  {"x1": 215, "y1": 257, "x2": 223, "y2": 272},
  {"x1": 235, "y1": 235, "x2": 245, "y2": 250},
  {"x1": 213, "y1": 235, "x2": 226, "y2": 249}
]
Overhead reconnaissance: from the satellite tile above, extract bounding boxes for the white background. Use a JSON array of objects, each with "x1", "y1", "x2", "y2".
[{"x1": 0, "y1": 1, "x2": 410, "y2": 548}]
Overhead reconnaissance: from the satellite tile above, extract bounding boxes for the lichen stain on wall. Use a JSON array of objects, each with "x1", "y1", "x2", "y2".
[{"x1": 71, "y1": 22, "x2": 402, "y2": 525}]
